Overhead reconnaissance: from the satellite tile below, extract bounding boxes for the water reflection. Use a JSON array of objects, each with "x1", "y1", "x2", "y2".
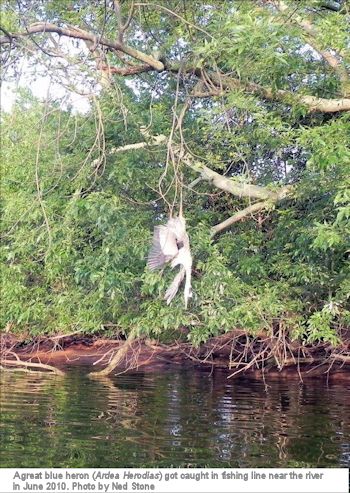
[{"x1": 0, "y1": 368, "x2": 349, "y2": 467}]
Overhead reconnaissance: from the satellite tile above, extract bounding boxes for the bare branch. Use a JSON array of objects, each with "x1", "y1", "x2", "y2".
[
  {"x1": 96, "y1": 53, "x2": 350, "y2": 113},
  {"x1": 100, "y1": 62, "x2": 154, "y2": 75},
  {"x1": 114, "y1": 0, "x2": 135, "y2": 43},
  {"x1": 113, "y1": 0, "x2": 123, "y2": 39},
  {"x1": 89, "y1": 328, "x2": 137, "y2": 376},
  {"x1": 1, "y1": 358, "x2": 65, "y2": 376},
  {"x1": 181, "y1": 151, "x2": 290, "y2": 201},
  {"x1": 188, "y1": 177, "x2": 202, "y2": 189},
  {"x1": 110, "y1": 134, "x2": 167, "y2": 154},
  {"x1": 121, "y1": 1, "x2": 135, "y2": 38},
  {"x1": 211, "y1": 201, "x2": 272, "y2": 236},
  {"x1": 2, "y1": 20, "x2": 349, "y2": 113}
]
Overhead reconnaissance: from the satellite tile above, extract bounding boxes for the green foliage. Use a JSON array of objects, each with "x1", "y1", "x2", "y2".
[
  {"x1": 1, "y1": 1, "x2": 349, "y2": 345},
  {"x1": 299, "y1": 116, "x2": 350, "y2": 171},
  {"x1": 306, "y1": 306, "x2": 340, "y2": 345}
]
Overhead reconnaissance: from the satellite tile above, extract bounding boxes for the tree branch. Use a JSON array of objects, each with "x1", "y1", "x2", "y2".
[
  {"x1": 99, "y1": 60, "x2": 350, "y2": 112},
  {"x1": 0, "y1": 22, "x2": 164, "y2": 71},
  {"x1": 100, "y1": 62, "x2": 154, "y2": 76},
  {"x1": 275, "y1": 1, "x2": 350, "y2": 95},
  {"x1": 2, "y1": 21, "x2": 349, "y2": 113},
  {"x1": 92, "y1": 54, "x2": 350, "y2": 113},
  {"x1": 211, "y1": 201, "x2": 272, "y2": 236},
  {"x1": 114, "y1": 0, "x2": 135, "y2": 43},
  {"x1": 134, "y1": 2, "x2": 214, "y2": 39},
  {"x1": 180, "y1": 151, "x2": 292, "y2": 201},
  {"x1": 108, "y1": 133, "x2": 292, "y2": 203},
  {"x1": 206, "y1": 72, "x2": 350, "y2": 113},
  {"x1": 1, "y1": 358, "x2": 65, "y2": 376},
  {"x1": 110, "y1": 134, "x2": 167, "y2": 154}
]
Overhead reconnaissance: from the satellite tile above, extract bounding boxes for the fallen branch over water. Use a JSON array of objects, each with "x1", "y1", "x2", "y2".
[
  {"x1": 0, "y1": 337, "x2": 66, "y2": 375},
  {"x1": 1, "y1": 356, "x2": 65, "y2": 376}
]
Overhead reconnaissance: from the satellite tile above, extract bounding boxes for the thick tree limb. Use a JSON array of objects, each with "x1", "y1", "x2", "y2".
[
  {"x1": 108, "y1": 133, "x2": 292, "y2": 203},
  {"x1": 100, "y1": 60, "x2": 350, "y2": 112},
  {"x1": 96, "y1": 59, "x2": 350, "y2": 112},
  {"x1": 0, "y1": 22, "x2": 164, "y2": 71},
  {"x1": 94, "y1": 126, "x2": 293, "y2": 235},
  {"x1": 206, "y1": 73, "x2": 350, "y2": 113},
  {"x1": 100, "y1": 63, "x2": 154, "y2": 76},
  {"x1": 210, "y1": 189, "x2": 291, "y2": 236},
  {"x1": 181, "y1": 151, "x2": 292, "y2": 201}
]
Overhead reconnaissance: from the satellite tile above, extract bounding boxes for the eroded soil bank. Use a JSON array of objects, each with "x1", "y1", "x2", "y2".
[{"x1": 1, "y1": 330, "x2": 350, "y2": 380}]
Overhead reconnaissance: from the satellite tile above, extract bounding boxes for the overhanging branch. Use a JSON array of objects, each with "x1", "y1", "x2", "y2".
[
  {"x1": 181, "y1": 151, "x2": 291, "y2": 201},
  {"x1": 206, "y1": 73, "x2": 350, "y2": 113},
  {"x1": 0, "y1": 22, "x2": 165, "y2": 71},
  {"x1": 108, "y1": 133, "x2": 292, "y2": 203},
  {"x1": 1, "y1": 20, "x2": 349, "y2": 114}
]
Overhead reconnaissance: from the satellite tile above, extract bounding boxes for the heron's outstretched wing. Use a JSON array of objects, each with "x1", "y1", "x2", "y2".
[{"x1": 147, "y1": 225, "x2": 178, "y2": 270}]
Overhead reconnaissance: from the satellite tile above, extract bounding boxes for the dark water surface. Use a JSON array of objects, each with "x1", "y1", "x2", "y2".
[{"x1": 1, "y1": 367, "x2": 349, "y2": 467}]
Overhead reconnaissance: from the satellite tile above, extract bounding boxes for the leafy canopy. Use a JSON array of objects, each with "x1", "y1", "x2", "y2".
[{"x1": 1, "y1": 0, "x2": 349, "y2": 344}]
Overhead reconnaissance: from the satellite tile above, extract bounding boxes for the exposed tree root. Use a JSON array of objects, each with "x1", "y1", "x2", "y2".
[
  {"x1": 192, "y1": 329, "x2": 350, "y2": 378},
  {"x1": 88, "y1": 328, "x2": 138, "y2": 377},
  {"x1": 1, "y1": 329, "x2": 349, "y2": 379},
  {"x1": 85, "y1": 328, "x2": 350, "y2": 378}
]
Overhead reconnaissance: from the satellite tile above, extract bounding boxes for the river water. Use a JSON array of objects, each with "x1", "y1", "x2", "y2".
[{"x1": 1, "y1": 367, "x2": 349, "y2": 467}]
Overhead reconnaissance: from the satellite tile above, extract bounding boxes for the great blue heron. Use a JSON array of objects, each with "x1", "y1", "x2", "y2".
[{"x1": 147, "y1": 214, "x2": 192, "y2": 308}]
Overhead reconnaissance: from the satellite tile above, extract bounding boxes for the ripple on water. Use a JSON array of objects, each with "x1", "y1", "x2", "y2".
[{"x1": 0, "y1": 367, "x2": 349, "y2": 467}]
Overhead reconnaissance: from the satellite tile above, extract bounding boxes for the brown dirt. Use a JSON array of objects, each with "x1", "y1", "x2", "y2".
[{"x1": 1, "y1": 331, "x2": 350, "y2": 380}]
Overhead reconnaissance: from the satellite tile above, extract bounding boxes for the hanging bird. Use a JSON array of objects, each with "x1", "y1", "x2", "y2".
[{"x1": 147, "y1": 215, "x2": 193, "y2": 308}]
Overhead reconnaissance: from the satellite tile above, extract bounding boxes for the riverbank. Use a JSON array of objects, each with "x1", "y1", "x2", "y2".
[{"x1": 1, "y1": 329, "x2": 350, "y2": 380}]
